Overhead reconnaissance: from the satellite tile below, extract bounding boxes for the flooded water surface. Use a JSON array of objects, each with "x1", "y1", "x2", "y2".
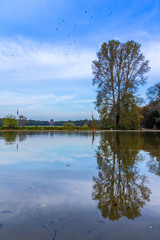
[{"x1": 0, "y1": 131, "x2": 160, "y2": 240}]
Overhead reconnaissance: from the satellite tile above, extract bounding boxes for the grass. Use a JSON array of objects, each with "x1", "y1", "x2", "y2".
[{"x1": 0, "y1": 126, "x2": 96, "y2": 131}]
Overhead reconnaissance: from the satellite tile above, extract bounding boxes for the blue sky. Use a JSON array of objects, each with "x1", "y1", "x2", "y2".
[{"x1": 0, "y1": 0, "x2": 160, "y2": 121}]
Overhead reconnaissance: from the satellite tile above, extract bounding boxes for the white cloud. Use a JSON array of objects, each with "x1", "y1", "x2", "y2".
[
  {"x1": 0, "y1": 91, "x2": 95, "y2": 108},
  {"x1": 0, "y1": 37, "x2": 96, "y2": 82},
  {"x1": 143, "y1": 41, "x2": 160, "y2": 78},
  {"x1": 0, "y1": 91, "x2": 74, "y2": 107},
  {"x1": 73, "y1": 99, "x2": 94, "y2": 103},
  {"x1": 0, "y1": 90, "x2": 97, "y2": 120}
]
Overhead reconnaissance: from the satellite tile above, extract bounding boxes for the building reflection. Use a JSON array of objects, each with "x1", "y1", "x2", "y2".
[{"x1": 92, "y1": 132, "x2": 151, "y2": 220}]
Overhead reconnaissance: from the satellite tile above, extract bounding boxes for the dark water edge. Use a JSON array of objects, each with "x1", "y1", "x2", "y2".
[{"x1": 0, "y1": 131, "x2": 160, "y2": 240}]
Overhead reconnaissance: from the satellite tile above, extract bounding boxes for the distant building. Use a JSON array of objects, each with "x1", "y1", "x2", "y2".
[{"x1": 50, "y1": 119, "x2": 54, "y2": 126}]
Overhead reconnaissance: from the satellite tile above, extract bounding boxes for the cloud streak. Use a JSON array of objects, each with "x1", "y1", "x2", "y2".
[
  {"x1": 0, "y1": 91, "x2": 95, "y2": 107},
  {"x1": 0, "y1": 37, "x2": 96, "y2": 82},
  {"x1": 143, "y1": 41, "x2": 160, "y2": 78}
]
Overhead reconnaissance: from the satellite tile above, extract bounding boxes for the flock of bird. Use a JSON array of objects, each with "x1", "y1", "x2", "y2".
[
  {"x1": 9, "y1": 10, "x2": 113, "y2": 57},
  {"x1": 52, "y1": 10, "x2": 113, "y2": 56}
]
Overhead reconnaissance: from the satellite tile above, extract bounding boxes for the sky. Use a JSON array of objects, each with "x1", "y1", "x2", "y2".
[{"x1": 0, "y1": 0, "x2": 160, "y2": 121}]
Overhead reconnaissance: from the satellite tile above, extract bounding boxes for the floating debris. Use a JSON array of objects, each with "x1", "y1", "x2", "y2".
[
  {"x1": 148, "y1": 225, "x2": 153, "y2": 229},
  {"x1": 66, "y1": 165, "x2": 70, "y2": 167}
]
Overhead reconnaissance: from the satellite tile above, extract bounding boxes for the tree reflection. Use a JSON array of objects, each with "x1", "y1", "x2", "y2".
[
  {"x1": 141, "y1": 133, "x2": 160, "y2": 176},
  {"x1": 18, "y1": 132, "x2": 27, "y2": 142},
  {"x1": 1, "y1": 132, "x2": 27, "y2": 145},
  {"x1": 92, "y1": 132, "x2": 151, "y2": 220},
  {"x1": 1, "y1": 132, "x2": 18, "y2": 144}
]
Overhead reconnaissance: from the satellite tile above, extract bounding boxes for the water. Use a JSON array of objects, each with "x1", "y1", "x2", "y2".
[{"x1": 0, "y1": 131, "x2": 160, "y2": 240}]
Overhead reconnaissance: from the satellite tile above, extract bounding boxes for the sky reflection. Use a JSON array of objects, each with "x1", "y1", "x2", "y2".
[{"x1": 0, "y1": 132, "x2": 160, "y2": 240}]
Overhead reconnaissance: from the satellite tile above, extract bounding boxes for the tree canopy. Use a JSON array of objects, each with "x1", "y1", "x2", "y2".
[
  {"x1": 92, "y1": 40, "x2": 150, "y2": 129},
  {"x1": 140, "y1": 82, "x2": 160, "y2": 129},
  {"x1": 19, "y1": 115, "x2": 27, "y2": 126},
  {"x1": 147, "y1": 81, "x2": 160, "y2": 103},
  {"x1": 3, "y1": 115, "x2": 18, "y2": 129}
]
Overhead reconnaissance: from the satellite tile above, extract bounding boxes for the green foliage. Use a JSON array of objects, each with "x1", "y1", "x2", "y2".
[
  {"x1": 19, "y1": 115, "x2": 27, "y2": 126},
  {"x1": 2, "y1": 132, "x2": 17, "y2": 144},
  {"x1": 0, "y1": 118, "x2": 4, "y2": 127},
  {"x1": 90, "y1": 115, "x2": 97, "y2": 129},
  {"x1": 119, "y1": 104, "x2": 140, "y2": 130},
  {"x1": 3, "y1": 115, "x2": 18, "y2": 129},
  {"x1": 92, "y1": 40, "x2": 150, "y2": 129},
  {"x1": 118, "y1": 95, "x2": 140, "y2": 130},
  {"x1": 20, "y1": 119, "x2": 101, "y2": 127},
  {"x1": 63, "y1": 122, "x2": 76, "y2": 127},
  {"x1": 147, "y1": 81, "x2": 160, "y2": 103},
  {"x1": 54, "y1": 119, "x2": 100, "y2": 126},
  {"x1": 145, "y1": 110, "x2": 160, "y2": 129},
  {"x1": 25, "y1": 119, "x2": 50, "y2": 126},
  {"x1": 139, "y1": 105, "x2": 149, "y2": 127}
]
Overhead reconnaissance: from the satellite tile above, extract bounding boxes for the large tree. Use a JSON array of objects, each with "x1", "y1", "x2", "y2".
[
  {"x1": 3, "y1": 115, "x2": 18, "y2": 129},
  {"x1": 19, "y1": 115, "x2": 27, "y2": 126},
  {"x1": 92, "y1": 40, "x2": 150, "y2": 129}
]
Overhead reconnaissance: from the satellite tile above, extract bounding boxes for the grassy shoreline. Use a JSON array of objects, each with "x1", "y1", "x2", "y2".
[{"x1": 0, "y1": 126, "x2": 160, "y2": 132}]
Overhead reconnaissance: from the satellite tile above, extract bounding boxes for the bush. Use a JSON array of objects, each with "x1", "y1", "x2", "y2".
[
  {"x1": 3, "y1": 115, "x2": 18, "y2": 129},
  {"x1": 145, "y1": 110, "x2": 160, "y2": 129}
]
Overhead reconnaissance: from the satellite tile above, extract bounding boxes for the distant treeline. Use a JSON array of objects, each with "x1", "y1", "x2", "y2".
[
  {"x1": 0, "y1": 118, "x2": 50, "y2": 127},
  {"x1": 54, "y1": 119, "x2": 100, "y2": 126},
  {"x1": 25, "y1": 120, "x2": 50, "y2": 126},
  {"x1": 0, "y1": 118, "x2": 101, "y2": 127},
  {"x1": 25, "y1": 119, "x2": 100, "y2": 126},
  {"x1": 0, "y1": 118, "x2": 4, "y2": 127}
]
